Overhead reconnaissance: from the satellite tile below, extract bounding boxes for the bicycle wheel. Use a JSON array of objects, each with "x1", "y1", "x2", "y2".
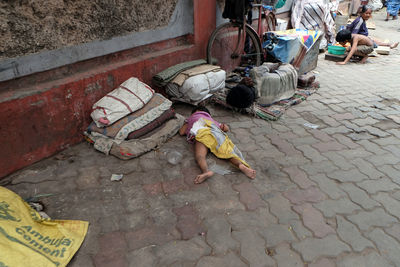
[
  {"x1": 207, "y1": 22, "x2": 262, "y2": 73},
  {"x1": 264, "y1": 12, "x2": 276, "y2": 32}
]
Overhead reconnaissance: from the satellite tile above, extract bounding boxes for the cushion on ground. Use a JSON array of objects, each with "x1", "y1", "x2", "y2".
[{"x1": 88, "y1": 93, "x2": 172, "y2": 140}]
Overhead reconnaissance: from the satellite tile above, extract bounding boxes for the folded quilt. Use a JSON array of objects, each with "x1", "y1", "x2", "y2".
[
  {"x1": 85, "y1": 114, "x2": 185, "y2": 159},
  {"x1": 88, "y1": 93, "x2": 172, "y2": 141},
  {"x1": 127, "y1": 108, "x2": 176, "y2": 140},
  {"x1": 91, "y1": 77, "x2": 154, "y2": 127},
  {"x1": 152, "y1": 59, "x2": 207, "y2": 87}
]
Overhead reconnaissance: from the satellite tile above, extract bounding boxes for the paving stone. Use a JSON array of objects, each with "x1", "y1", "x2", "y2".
[
  {"x1": 373, "y1": 192, "x2": 400, "y2": 219},
  {"x1": 196, "y1": 198, "x2": 245, "y2": 218},
  {"x1": 69, "y1": 254, "x2": 94, "y2": 267},
  {"x1": 347, "y1": 132, "x2": 375, "y2": 141},
  {"x1": 75, "y1": 166, "x2": 101, "y2": 189},
  {"x1": 127, "y1": 246, "x2": 157, "y2": 267},
  {"x1": 308, "y1": 174, "x2": 346, "y2": 199},
  {"x1": 292, "y1": 235, "x2": 351, "y2": 262},
  {"x1": 336, "y1": 148, "x2": 374, "y2": 160},
  {"x1": 232, "y1": 229, "x2": 275, "y2": 267},
  {"x1": 385, "y1": 223, "x2": 400, "y2": 242},
  {"x1": 126, "y1": 226, "x2": 180, "y2": 251},
  {"x1": 94, "y1": 231, "x2": 128, "y2": 267},
  {"x1": 361, "y1": 125, "x2": 391, "y2": 137},
  {"x1": 382, "y1": 144, "x2": 400, "y2": 157},
  {"x1": 314, "y1": 198, "x2": 361, "y2": 217},
  {"x1": 296, "y1": 145, "x2": 327, "y2": 163},
  {"x1": 229, "y1": 120, "x2": 255, "y2": 129},
  {"x1": 332, "y1": 134, "x2": 360, "y2": 149},
  {"x1": 339, "y1": 183, "x2": 380, "y2": 209},
  {"x1": 300, "y1": 161, "x2": 339, "y2": 176},
  {"x1": 342, "y1": 121, "x2": 365, "y2": 133},
  {"x1": 273, "y1": 243, "x2": 303, "y2": 267},
  {"x1": 352, "y1": 117, "x2": 379, "y2": 126},
  {"x1": 327, "y1": 169, "x2": 369, "y2": 183},
  {"x1": 232, "y1": 181, "x2": 265, "y2": 211},
  {"x1": 266, "y1": 194, "x2": 299, "y2": 224},
  {"x1": 377, "y1": 165, "x2": 400, "y2": 184},
  {"x1": 347, "y1": 208, "x2": 398, "y2": 231},
  {"x1": 173, "y1": 204, "x2": 204, "y2": 240},
  {"x1": 366, "y1": 228, "x2": 400, "y2": 266},
  {"x1": 312, "y1": 140, "x2": 347, "y2": 153},
  {"x1": 337, "y1": 251, "x2": 395, "y2": 267},
  {"x1": 307, "y1": 129, "x2": 335, "y2": 142},
  {"x1": 283, "y1": 166, "x2": 316, "y2": 189},
  {"x1": 336, "y1": 215, "x2": 374, "y2": 252},
  {"x1": 289, "y1": 219, "x2": 313, "y2": 240},
  {"x1": 309, "y1": 258, "x2": 336, "y2": 267},
  {"x1": 196, "y1": 253, "x2": 247, "y2": 267},
  {"x1": 332, "y1": 113, "x2": 356, "y2": 121},
  {"x1": 283, "y1": 186, "x2": 326, "y2": 205},
  {"x1": 321, "y1": 126, "x2": 353, "y2": 135},
  {"x1": 321, "y1": 151, "x2": 354, "y2": 170},
  {"x1": 351, "y1": 158, "x2": 385, "y2": 179},
  {"x1": 155, "y1": 237, "x2": 211, "y2": 266},
  {"x1": 387, "y1": 128, "x2": 400, "y2": 138},
  {"x1": 357, "y1": 140, "x2": 387, "y2": 155},
  {"x1": 227, "y1": 208, "x2": 277, "y2": 230},
  {"x1": 269, "y1": 134, "x2": 302, "y2": 156},
  {"x1": 257, "y1": 223, "x2": 296, "y2": 247},
  {"x1": 372, "y1": 136, "x2": 400, "y2": 146},
  {"x1": 293, "y1": 203, "x2": 335, "y2": 238},
  {"x1": 357, "y1": 177, "x2": 400, "y2": 194},
  {"x1": 204, "y1": 215, "x2": 239, "y2": 255},
  {"x1": 289, "y1": 136, "x2": 320, "y2": 147},
  {"x1": 365, "y1": 153, "x2": 400, "y2": 166}
]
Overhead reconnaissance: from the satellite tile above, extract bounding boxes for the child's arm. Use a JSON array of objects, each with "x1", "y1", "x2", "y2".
[
  {"x1": 337, "y1": 37, "x2": 359, "y2": 65},
  {"x1": 179, "y1": 123, "x2": 188, "y2": 136}
]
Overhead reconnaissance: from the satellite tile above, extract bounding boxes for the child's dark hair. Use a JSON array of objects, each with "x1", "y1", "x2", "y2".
[
  {"x1": 336, "y1": 29, "x2": 352, "y2": 43},
  {"x1": 360, "y1": 5, "x2": 371, "y2": 14},
  {"x1": 191, "y1": 106, "x2": 210, "y2": 115}
]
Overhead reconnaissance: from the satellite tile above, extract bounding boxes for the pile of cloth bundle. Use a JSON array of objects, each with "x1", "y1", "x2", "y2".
[
  {"x1": 84, "y1": 77, "x2": 184, "y2": 159},
  {"x1": 152, "y1": 59, "x2": 226, "y2": 105}
]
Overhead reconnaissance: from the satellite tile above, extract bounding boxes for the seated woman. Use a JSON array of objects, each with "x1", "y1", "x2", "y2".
[{"x1": 347, "y1": 5, "x2": 399, "y2": 48}]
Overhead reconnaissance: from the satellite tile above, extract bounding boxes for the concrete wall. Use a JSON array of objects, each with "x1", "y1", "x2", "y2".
[{"x1": 0, "y1": 0, "x2": 216, "y2": 179}]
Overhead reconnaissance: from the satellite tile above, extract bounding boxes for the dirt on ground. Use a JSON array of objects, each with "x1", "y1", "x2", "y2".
[{"x1": 0, "y1": 0, "x2": 178, "y2": 60}]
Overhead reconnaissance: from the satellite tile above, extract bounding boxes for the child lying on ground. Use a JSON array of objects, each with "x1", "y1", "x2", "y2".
[
  {"x1": 179, "y1": 106, "x2": 256, "y2": 184},
  {"x1": 336, "y1": 29, "x2": 374, "y2": 65}
]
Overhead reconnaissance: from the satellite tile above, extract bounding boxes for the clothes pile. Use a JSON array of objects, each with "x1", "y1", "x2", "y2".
[
  {"x1": 291, "y1": 0, "x2": 336, "y2": 48},
  {"x1": 153, "y1": 59, "x2": 226, "y2": 105},
  {"x1": 84, "y1": 77, "x2": 184, "y2": 160}
]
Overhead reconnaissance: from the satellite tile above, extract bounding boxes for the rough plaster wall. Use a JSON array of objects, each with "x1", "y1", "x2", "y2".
[{"x1": 0, "y1": 0, "x2": 178, "y2": 60}]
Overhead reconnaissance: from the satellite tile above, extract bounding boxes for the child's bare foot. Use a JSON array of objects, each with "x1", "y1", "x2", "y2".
[
  {"x1": 390, "y1": 42, "x2": 399, "y2": 49},
  {"x1": 360, "y1": 56, "x2": 368, "y2": 64},
  {"x1": 239, "y1": 164, "x2": 256, "y2": 179},
  {"x1": 194, "y1": 171, "x2": 214, "y2": 184}
]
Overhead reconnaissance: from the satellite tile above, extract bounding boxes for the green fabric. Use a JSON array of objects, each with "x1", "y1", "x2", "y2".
[
  {"x1": 275, "y1": 0, "x2": 286, "y2": 9},
  {"x1": 152, "y1": 59, "x2": 207, "y2": 87}
]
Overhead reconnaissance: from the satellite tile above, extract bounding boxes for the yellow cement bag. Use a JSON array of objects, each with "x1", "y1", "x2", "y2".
[{"x1": 0, "y1": 186, "x2": 89, "y2": 267}]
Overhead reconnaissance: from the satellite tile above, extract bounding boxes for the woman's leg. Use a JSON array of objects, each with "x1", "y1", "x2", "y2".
[
  {"x1": 194, "y1": 141, "x2": 214, "y2": 184},
  {"x1": 229, "y1": 158, "x2": 256, "y2": 179},
  {"x1": 371, "y1": 37, "x2": 399, "y2": 48}
]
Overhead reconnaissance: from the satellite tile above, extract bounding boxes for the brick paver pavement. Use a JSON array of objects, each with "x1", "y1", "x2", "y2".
[{"x1": 3, "y1": 10, "x2": 400, "y2": 267}]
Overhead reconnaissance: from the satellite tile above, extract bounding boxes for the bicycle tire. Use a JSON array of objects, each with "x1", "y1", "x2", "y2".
[
  {"x1": 207, "y1": 22, "x2": 262, "y2": 72},
  {"x1": 264, "y1": 12, "x2": 276, "y2": 32}
]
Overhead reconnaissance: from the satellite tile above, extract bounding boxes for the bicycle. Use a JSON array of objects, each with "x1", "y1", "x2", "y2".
[{"x1": 206, "y1": 0, "x2": 278, "y2": 72}]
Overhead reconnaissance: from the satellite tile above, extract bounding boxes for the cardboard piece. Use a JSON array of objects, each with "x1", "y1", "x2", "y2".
[{"x1": 375, "y1": 46, "x2": 390, "y2": 55}]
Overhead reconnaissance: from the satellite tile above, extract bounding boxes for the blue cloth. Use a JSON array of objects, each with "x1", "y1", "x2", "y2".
[
  {"x1": 346, "y1": 17, "x2": 368, "y2": 36},
  {"x1": 387, "y1": 0, "x2": 400, "y2": 16}
]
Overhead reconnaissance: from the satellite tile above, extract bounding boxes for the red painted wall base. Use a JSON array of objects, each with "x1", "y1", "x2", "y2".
[{"x1": 0, "y1": 0, "x2": 216, "y2": 178}]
